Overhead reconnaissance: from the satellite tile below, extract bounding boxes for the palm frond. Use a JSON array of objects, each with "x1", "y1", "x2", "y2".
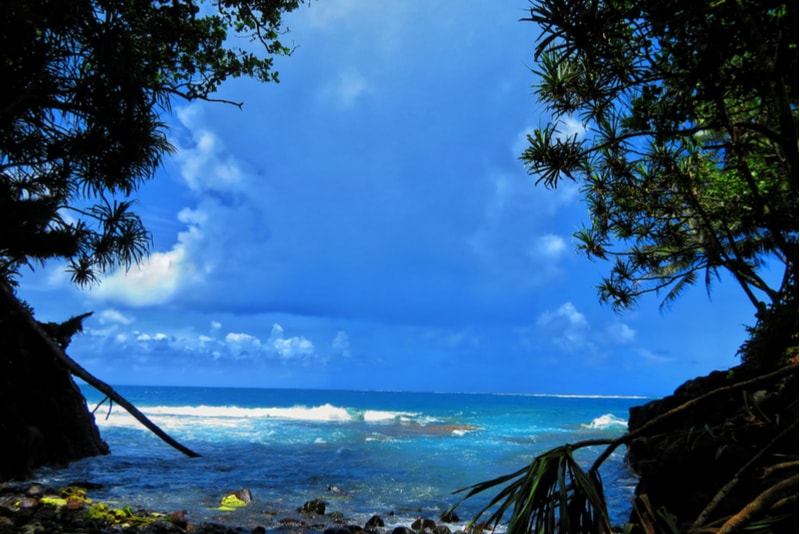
[{"x1": 450, "y1": 445, "x2": 613, "y2": 534}]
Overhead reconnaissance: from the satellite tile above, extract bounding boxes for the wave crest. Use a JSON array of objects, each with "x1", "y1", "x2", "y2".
[
  {"x1": 93, "y1": 403, "x2": 416, "y2": 426},
  {"x1": 583, "y1": 413, "x2": 628, "y2": 430}
]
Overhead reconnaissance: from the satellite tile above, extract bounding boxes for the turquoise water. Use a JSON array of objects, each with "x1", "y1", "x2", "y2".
[{"x1": 36, "y1": 386, "x2": 645, "y2": 529}]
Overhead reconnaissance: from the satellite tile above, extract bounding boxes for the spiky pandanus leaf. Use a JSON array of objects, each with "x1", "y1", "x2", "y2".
[{"x1": 450, "y1": 445, "x2": 613, "y2": 534}]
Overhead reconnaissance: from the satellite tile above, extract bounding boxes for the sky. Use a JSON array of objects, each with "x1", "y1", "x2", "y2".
[{"x1": 16, "y1": 0, "x2": 769, "y2": 396}]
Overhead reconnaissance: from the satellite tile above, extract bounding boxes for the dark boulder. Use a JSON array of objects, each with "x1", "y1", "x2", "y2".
[
  {"x1": 438, "y1": 511, "x2": 458, "y2": 523},
  {"x1": 365, "y1": 514, "x2": 385, "y2": 529},
  {"x1": 411, "y1": 518, "x2": 437, "y2": 532},
  {"x1": 299, "y1": 499, "x2": 326, "y2": 515}
]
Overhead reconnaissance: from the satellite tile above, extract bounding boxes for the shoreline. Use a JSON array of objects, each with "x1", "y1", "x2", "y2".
[{"x1": 0, "y1": 481, "x2": 471, "y2": 534}]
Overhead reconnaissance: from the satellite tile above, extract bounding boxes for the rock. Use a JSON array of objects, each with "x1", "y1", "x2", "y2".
[
  {"x1": 329, "y1": 511, "x2": 346, "y2": 522},
  {"x1": 64, "y1": 499, "x2": 85, "y2": 511},
  {"x1": 251, "y1": 527, "x2": 267, "y2": 534},
  {"x1": 219, "y1": 488, "x2": 252, "y2": 510},
  {"x1": 439, "y1": 511, "x2": 458, "y2": 523},
  {"x1": 392, "y1": 528, "x2": 416, "y2": 534},
  {"x1": 365, "y1": 514, "x2": 385, "y2": 528},
  {"x1": 299, "y1": 498, "x2": 326, "y2": 514},
  {"x1": 434, "y1": 526, "x2": 451, "y2": 534},
  {"x1": 233, "y1": 488, "x2": 253, "y2": 504},
  {"x1": 196, "y1": 522, "x2": 232, "y2": 534},
  {"x1": 279, "y1": 517, "x2": 307, "y2": 527},
  {"x1": 170, "y1": 510, "x2": 189, "y2": 529},
  {"x1": 328, "y1": 485, "x2": 348, "y2": 496},
  {"x1": 20, "y1": 520, "x2": 45, "y2": 534},
  {"x1": 24, "y1": 485, "x2": 43, "y2": 498},
  {"x1": 324, "y1": 528, "x2": 351, "y2": 534},
  {"x1": 18, "y1": 497, "x2": 39, "y2": 510},
  {"x1": 411, "y1": 518, "x2": 437, "y2": 532}
]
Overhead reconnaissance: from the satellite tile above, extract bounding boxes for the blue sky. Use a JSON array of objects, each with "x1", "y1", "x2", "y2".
[{"x1": 17, "y1": 1, "x2": 765, "y2": 396}]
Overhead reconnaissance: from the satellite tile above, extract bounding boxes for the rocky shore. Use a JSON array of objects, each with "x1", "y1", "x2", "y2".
[{"x1": 0, "y1": 482, "x2": 466, "y2": 534}]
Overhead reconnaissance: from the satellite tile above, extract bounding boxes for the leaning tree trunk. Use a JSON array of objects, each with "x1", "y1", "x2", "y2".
[
  {"x1": 0, "y1": 283, "x2": 199, "y2": 482},
  {"x1": 0, "y1": 293, "x2": 109, "y2": 481}
]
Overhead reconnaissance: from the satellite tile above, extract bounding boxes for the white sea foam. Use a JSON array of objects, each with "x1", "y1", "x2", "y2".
[
  {"x1": 92, "y1": 403, "x2": 420, "y2": 428},
  {"x1": 583, "y1": 413, "x2": 628, "y2": 430},
  {"x1": 363, "y1": 409, "x2": 414, "y2": 422}
]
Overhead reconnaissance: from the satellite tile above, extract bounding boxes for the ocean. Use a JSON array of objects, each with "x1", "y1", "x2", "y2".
[{"x1": 35, "y1": 385, "x2": 646, "y2": 530}]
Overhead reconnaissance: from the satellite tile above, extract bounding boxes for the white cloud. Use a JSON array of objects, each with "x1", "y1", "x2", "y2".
[
  {"x1": 536, "y1": 302, "x2": 592, "y2": 352},
  {"x1": 175, "y1": 108, "x2": 245, "y2": 193},
  {"x1": 468, "y1": 169, "x2": 576, "y2": 292},
  {"x1": 555, "y1": 116, "x2": 587, "y2": 141},
  {"x1": 532, "y1": 234, "x2": 567, "y2": 259},
  {"x1": 225, "y1": 332, "x2": 260, "y2": 345},
  {"x1": 86, "y1": 106, "x2": 255, "y2": 308},
  {"x1": 304, "y1": 0, "x2": 363, "y2": 29},
  {"x1": 606, "y1": 321, "x2": 636, "y2": 344},
  {"x1": 268, "y1": 323, "x2": 315, "y2": 360},
  {"x1": 98, "y1": 309, "x2": 134, "y2": 325},
  {"x1": 538, "y1": 302, "x2": 589, "y2": 329},
  {"x1": 512, "y1": 127, "x2": 535, "y2": 156},
  {"x1": 323, "y1": 70, "x2": 372, "y2": 108},
  {"x1": 90, "y1": 238, "x2": 201, "y2": 307},
  {"x1": 515, "y1": 117, "x2": 587, "y2": 150},
  {"x1": 635, "y1": 348, "x2": 674, "y2": 364},
  {"x1": 536, "y1": 303, "x2": 640, "y2": 361},
  {"x1": 104, "y1": 321, "x2": 318, "y2": 364},
  {"x1": 332, "y1": 330, "x2": 351, "y2": 358},
  {"x1": 136, "y1": 332, "x2": 170, "y2": 342},
  {"x1": 224, "y1": 331, "x2": 262, "y2": 360}
]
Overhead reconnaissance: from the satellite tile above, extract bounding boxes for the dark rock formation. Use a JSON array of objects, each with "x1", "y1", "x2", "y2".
[
  {"x1": 626, "y1": 363, "x2": 798, "y2": 531},
  {"x1": 0, "y1": 300, "x2": 108, "y2": 481}
]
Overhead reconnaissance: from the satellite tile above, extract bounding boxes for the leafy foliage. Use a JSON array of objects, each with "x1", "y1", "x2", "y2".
[
  {"x1": 0, "y1": 0, "x2": 302, "y2": 285},
  {"x1": 521, "y1": 0, "x2": 798, "y2": 312}
]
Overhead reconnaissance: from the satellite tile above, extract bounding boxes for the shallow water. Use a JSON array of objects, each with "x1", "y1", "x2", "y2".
[{"x1": 35, "y1": 386, "x2": 644, "y2": 529}]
